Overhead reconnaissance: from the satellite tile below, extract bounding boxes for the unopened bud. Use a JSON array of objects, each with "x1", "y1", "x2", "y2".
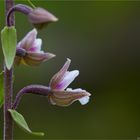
[
  {"x1": 28, "y1": 7, "x2": 58, "y2": 29},
  {"x1": 7, "y1": 4, "x2": 58, "y2": 29}
]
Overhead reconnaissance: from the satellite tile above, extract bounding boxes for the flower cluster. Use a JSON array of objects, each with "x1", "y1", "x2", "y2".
[
  {"x1": 1, "y1": 2, "x2": 92, "y2": 139},
  {"x1": 12, "y1": 4, "x2": 91, "y2": 106}
]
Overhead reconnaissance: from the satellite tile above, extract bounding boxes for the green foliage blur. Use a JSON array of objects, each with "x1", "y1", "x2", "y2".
[{"x1": 0, "y1": 0, "x2": 140, "y2": 139}]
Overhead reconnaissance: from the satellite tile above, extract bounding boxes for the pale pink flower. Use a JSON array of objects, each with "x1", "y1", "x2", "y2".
[
  {"x1": 15, "y1": 29, "x2": 55, "y2": 66},
  {"x1": 48, "y1": 59, "x2": 91, "y2": 106}
]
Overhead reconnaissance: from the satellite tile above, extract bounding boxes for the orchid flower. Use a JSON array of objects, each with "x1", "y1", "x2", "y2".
[
  {"x1": 48, "y1": 58, "x2": 91, "y2": 106},
  {"x1": 15, "y1": 28, "x2": 55, "y2": 66}
]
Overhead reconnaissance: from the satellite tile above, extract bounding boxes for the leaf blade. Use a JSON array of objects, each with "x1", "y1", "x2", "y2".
[
  {"x1": 8, "y1": 109, "x2": 44, "y2": 136},
  {"x1": 1, "y1": 26, "x2": 17, "y2": 70}
]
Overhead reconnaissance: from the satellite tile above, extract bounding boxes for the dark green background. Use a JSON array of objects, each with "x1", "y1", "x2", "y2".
[{"x1": 0, "y1": 0, "x2": 140, "y2": 139}]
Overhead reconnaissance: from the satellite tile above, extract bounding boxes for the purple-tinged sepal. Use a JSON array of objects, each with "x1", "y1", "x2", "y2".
[
  {"x1": 15, "y1": 29, "x2": 55, "y2": 66},
  {"x1": 48, "y1": 88, "x2": 91, "y2": 107},
  {"x1": 49, "y1": 58, "x2": 71, "y2": 90},
  {"x1": 28, "y1": 7, "x2": 58, "y2": 29},
  {"x1": 22, "y1": 52, "x2": 55, "y2": 66}
]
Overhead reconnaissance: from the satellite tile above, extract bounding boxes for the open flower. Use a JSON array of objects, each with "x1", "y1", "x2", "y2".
[
  {"x1": 15, "y1": 29, "x2": 55, "y2": 66},
  {"x1": 48, "y1": 59, "x2": 91, "y2": 106}
]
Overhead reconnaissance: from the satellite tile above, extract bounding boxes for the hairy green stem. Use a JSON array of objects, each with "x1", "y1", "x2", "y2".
[{"x1": 3, "y1": 0, "x2": 14, "y2": 140}]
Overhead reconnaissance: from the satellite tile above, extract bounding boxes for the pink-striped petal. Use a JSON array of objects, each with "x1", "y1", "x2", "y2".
[
  {"x1": 19, "y1": 29, "x2": 37, "y2": 50},
  {"x1": 48, "y1": 88, "x2": 91, "y2": 107},
  {"x1": 66, "y1": 88, "x2": 90, "y2": 105},
  {"x1": 28, "y1": 7, "x2": 58, "y2": 24},
  {"x1": 54, "y1": 70, "x2": 79, "y2": 90},
  {"x1": 49, "y1": 58, "x2": 71, "y2": 90},
  {"x1": 23, "y1": 52, "x2": 55, "y2": 66}
]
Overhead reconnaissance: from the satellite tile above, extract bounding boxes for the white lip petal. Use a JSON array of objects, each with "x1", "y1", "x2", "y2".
[
  {"x1": 34, "y1": 38, "x2": 42, "y2": 51},
  {"x1": 55, "y1": 70, "x2": 79, "y2": 90},
  {"x1": 29, "y1": 38, "x2": 42, "y2": 52},
  {"x1": 66, "y1": 88, "x2": 73, "y2": 91},
  {"x1": 66, "y1": 88, "x2": 86, "y2": 92},
  {"x1": 79, "y1": 96, "x2": 90, "y2": 105}
]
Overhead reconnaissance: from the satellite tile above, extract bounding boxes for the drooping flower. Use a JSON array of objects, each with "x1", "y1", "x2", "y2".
[
  {"x1": 15, "y1": 29, "x2": 55, "y2": 66},
  {"x1": 7, "y1": 4, "x2": 58, "y2": 29},
  {"x1": 48, "y1": 59, "x2": 91, "y2": 106}
]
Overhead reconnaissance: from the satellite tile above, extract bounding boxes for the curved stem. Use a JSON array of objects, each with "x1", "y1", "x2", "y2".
[
  {"x1": 7, "y1": 4, "x2": 32, "y2": 26},
  {"x1": 13, "y1": 85, "x2": 51, "y2": 110}
]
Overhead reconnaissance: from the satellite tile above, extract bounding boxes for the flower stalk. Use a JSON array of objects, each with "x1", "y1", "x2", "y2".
[
  {"x1": 7, "y1": 4, "x2": 32, "y2": 26},
  {"x1": 4, "y1": 0, "x2": 14, "y2": 140},
  {"x1": 13, "y1": 85, "x2": 51, "y2": 109}
]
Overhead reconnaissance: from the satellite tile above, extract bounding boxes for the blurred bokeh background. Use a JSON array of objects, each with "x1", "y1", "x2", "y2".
[{"x1": 0, "y1": 0, "x2": 140, "y2": 139}]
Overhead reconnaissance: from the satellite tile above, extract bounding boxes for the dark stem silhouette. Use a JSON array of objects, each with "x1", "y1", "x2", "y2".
[{"x1": 3, "y1": 0, "x2": 14, "y2": 140}]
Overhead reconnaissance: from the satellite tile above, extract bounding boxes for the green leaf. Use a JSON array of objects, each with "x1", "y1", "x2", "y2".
[
  {"x1": 8, "y1": 109, "x2": 44, "y2": 136},
  {"x1": 0, "y1": 72, "x2": 4, "y2": 108},
  {"x1": 1, "y1": 26, "x2": 17, "y2": 70},
  {"x1": 27, "y1": 0, "x2": 36, "y2": 8}
]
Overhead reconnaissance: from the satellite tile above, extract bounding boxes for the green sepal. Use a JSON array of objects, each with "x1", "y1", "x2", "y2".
[
  {"x1": 1, "y1": 26, "x2": 17, "y2": 70},
  {"x1": 0, "y1": 71, "x2": 4, "y2": 108},
  {"x1": 8, "y1": 109, "x2": 44, "y2": 136}
]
